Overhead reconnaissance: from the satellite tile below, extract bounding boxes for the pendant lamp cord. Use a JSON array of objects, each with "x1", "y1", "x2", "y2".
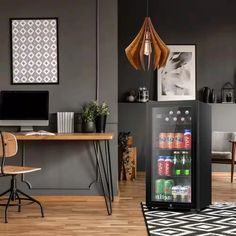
[{"x1": 146, "y1": 0, "x2": 149, "y2": 16}]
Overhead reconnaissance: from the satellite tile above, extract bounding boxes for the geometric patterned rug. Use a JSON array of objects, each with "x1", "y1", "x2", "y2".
[{"x1": 141, "y1": 202, "x2": 236, "y2": 236}]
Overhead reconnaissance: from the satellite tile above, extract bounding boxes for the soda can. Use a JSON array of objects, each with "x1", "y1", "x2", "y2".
[
  {"x1": 164, "y1": 180, "x2": 174, "y2": 201},
  {"x1": 165, "y1": 156, "x2": 173, "y2": 176},
  {"x1": 159, "y1": 133, "x2": 167, "y2": 149},
  {"x1": 157, "y1": 156, "x2": 166, "y2": 176},
  {"x1": 173, "y1": 133, "x2": 184, "y2": 149},
  {"x1": 184, "y1": 129, "x2": 192, "y2": 149},
  {"x1": 166, "y1": 133, "x2": 174, "y2": 149},
  {"x1": 155, "y1": 179, "x2": 165, "y2": 201}
]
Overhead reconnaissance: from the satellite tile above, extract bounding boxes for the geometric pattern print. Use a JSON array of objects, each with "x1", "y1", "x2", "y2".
[
  {"x1": 141, "y1": 202, "x2": 236, "y2": 236},
  {"x1": 11, "y1": 19, "x2": 58, "y2": 84}
]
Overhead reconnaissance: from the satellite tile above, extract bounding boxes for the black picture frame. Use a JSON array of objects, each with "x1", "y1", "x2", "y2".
[
  {"x1": 221, "y1": 82, "x2": 234, "y2": 103},
  {"x1": 10, "y1": 18, "x2": 59, "y2": 85}
]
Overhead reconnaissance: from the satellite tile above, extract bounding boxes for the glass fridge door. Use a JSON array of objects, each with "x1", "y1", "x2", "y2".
[{"x1": 151, "y1": 106, "x2": 192, "y2": 204}]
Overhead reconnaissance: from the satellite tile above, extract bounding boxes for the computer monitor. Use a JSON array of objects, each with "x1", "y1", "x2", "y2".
[{"x1": 0, "y1": 90, "x2": 49, "y2": 131}]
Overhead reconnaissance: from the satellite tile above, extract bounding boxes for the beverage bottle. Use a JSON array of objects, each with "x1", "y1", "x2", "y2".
[
  {"x1": 164, "y1": 117, "x2": 170, "y2": 123},
  {"x1": 157, "y1": 156, "x2": 166, "y2": 176},
  {"x1": 184, "y1": 151, "x2": 191, "y2": 175},
  {"x1": 181, "y1": 151, "x2": 186, "y2": 175},
  {"x1": 175, "y1": 151, "x2": 181, "y2": 176},
  {"x1": 172, "y1": 186, "x2": 178, "y2": 202},
  {"x1": 165, "y1": 156, "x2": 173, "y2": 176},
  {"x1": 184, "y1": 110, "x2": 191, "y2": 124},
  {"x1": 172, "y1": 151, "x2": 177, "y2": 176}
]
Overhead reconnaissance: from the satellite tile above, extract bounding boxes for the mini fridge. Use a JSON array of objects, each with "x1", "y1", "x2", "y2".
[{"x1": 146, "y1": 101, "x2": 212, "y2": 211}]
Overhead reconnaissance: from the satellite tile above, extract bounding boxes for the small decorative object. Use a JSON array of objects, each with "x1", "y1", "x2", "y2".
[
  {"x1": 209, "y1": 89, "x2": 217, "y2": 103},
  {"x1": 137, "y1": 87, "x2": 149, "y2": 102},
  {"x1": 202, "y1": 87, "x2": 211, "y2": 103},
  {"x1": 80, "y1": 102, "x2": 96, "y2": 133},
  {"x1": 126, "y1": 90, "x2": 136, "y2": 102},
  {"x1": 221, "y1": 82, "x2": 234, "y2": 103},
  {"x1": 10, "y1": 18, "x2": 59, "y2": 84},
  {"x1": 95, "y1": 101, "x2": 110, "y2": 133},
  {"x1": 158, "y1": 45, "x2": 196, "y2": 101},
  {"x1": 57, "y1": 112, "x2": 74, "y2": 133},
  {"x1": 118, "y1": 132, "x2": 136, "y2": 181}
]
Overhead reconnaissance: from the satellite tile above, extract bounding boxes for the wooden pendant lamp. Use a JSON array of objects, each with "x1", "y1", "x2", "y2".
[{"x1": 125, "y1": 1, "x2": 169, "y2": 71}]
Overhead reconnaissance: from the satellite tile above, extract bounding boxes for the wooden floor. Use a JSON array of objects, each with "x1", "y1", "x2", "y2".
[{"x1": 0, "y1": 172, "x2": 235, "y2": 236}]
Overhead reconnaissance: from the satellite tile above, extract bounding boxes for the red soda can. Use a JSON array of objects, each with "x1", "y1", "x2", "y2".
[
  {"x1": 174, "y1": 133, "x2": 184, "y2": 149},
  {"x1": 184, "y1": 129, "x2": 192, "y2": 149},
  {"x1": 164, "y1": 156, "x2": 173, "y2": 176},
  {"x1": 166, "y1": 133, "x2": 174, "y2": 149},
  {"x1": 157, "y1": 156, "x2": 166, "y2": 176},
  {"x1": 159, "y1": 133, "x2": 167, "y2": 149}
]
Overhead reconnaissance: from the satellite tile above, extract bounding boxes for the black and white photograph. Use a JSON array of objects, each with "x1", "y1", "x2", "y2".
[
  {"x1": 158, "y1": 45, "x2": 196, "y2": 101},
  {"x1": 10, "y1": 18, "x2": 59, "y2": 84}
]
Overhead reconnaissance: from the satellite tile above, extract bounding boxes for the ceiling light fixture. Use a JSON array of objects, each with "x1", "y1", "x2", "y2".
[{"x1": 125, "y1": 0, "x2": 169, "y2": 71}]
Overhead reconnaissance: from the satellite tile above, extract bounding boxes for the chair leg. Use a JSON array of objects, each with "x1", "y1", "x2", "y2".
[
  {"x1": 15, "y1": 192, "x2": 21, "y2": 212},
  {"x1": 0, "y1": 189, "x2": 11, "y2": 198},
  {"x1": 231, "y1": 143, "x2": 235, "y2": 183},
  {"x1": 17, "y1": 189, "x2": 44, "y2": 218},
  {"x1": 231, "y1": 161, "x2": 235, "y2": 183},
  {"x1": 5, "y1": 190, "x2": 14, "y2": 223}
]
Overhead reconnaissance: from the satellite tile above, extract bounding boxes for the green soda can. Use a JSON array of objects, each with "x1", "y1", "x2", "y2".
[
  {"x1": 155, "y1": 179, "x2": 165, "y2": 201},
  {"x1": 164, "y1": 179, "x2": 174, "y2": 201}
]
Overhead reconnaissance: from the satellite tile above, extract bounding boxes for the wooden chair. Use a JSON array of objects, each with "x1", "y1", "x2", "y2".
[
  {"x1": 212, "y1": 131, "x2": 235, "y2": 183},
  {"x1": 0, "y1": 132, "x2": 44, "y2": 223}
]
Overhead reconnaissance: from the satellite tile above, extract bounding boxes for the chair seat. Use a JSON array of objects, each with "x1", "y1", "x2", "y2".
[
  {"x1": 212, "y1": 151, "x2": 232, "y2": 160},
  {"x1": 0, "y1": 165, "x2": 41, "y2": 175}
]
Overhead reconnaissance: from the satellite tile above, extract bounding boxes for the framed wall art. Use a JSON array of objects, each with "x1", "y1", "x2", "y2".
[
  {"x1": 10, "y1": 18, "x2": 59, "y2": 84},
  {"x1": 157, "y1": 45, "x2": 196, "y2": 101},
  {"x1": 221, "y1": 82, "x2": 234, "y2": 103}
]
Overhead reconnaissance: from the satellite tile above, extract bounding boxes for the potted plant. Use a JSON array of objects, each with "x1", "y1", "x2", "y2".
[
  {"x1": 80, "y1": 101, "x2": 96, "y2": 133},
  {"x1": 95, "y1": 101, "x2": 110, "y2": 133}
]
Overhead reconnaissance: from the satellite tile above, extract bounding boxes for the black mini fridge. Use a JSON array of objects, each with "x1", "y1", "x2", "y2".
[{"x1": 146, "y1": 101, "x2": 212, "y2": 211}]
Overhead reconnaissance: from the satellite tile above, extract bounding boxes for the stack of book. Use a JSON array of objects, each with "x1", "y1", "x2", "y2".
[{"x1": 57, "y1": 112, "x2": 74, "y2": 133}]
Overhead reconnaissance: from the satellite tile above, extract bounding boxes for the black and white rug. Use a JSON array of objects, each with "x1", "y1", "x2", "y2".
[{"x1": 141, "y1": 202, "x2": 236, "y2": 236}]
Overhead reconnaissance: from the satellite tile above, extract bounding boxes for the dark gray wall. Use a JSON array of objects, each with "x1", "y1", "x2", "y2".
[
  {"x1": 0, "y1": 0, "x2": 118, "y2": 195},
  {"x1": 118, "y1": 0, "x2": 236, "y2": 102}
]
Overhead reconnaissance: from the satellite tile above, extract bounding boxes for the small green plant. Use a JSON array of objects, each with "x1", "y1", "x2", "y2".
[
  {"x1": 81, "y1": 101, "x2": 97, "y2": 122},
  {"x1": 95, "y1": 101, "x2": 110, "y2": 116}
]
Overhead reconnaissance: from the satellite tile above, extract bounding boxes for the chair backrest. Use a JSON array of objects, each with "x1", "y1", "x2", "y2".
[
  {"x1": 0, "y1": 132, "x2": 18, "y2": 158},
  {"x1": 212, "y1": 131, "x2": 232, "y2": 152}
]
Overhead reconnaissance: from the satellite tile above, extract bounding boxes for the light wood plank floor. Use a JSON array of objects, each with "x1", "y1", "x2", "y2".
[{"x1": 0, "y1": 172, "x2": 235, "y2": 236}]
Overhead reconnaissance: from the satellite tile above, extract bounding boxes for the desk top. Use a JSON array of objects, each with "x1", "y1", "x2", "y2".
[{"x1": 14, "y1": 132, "x2": 114, "y2": 141}]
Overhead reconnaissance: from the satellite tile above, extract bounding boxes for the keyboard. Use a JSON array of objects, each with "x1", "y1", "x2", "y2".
[{"x1": 25, "y1": 130, "x2": 55, "y2": 136}]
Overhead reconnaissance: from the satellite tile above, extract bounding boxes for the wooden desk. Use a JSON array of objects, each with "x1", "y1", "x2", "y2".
[{"x1": 14, "y1": 132, "x2": 114, "y2": 215}]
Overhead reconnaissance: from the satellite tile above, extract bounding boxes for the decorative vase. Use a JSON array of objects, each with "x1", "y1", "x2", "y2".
[
  {"x1": 82, "y1": 121, "x2": 95, "y2": 133},
  {"x1": 95, "y1": 115, "x2": 107, "y2": 133},
  {"x1": 202, "y1": 87, "x2": 211, "y2": 103},
  {"x1": 209, "y1": 89, "x2": 217, "y2": 103}
]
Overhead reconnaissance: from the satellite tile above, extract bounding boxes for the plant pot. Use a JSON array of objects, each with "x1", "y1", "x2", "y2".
[
  {"x1": 82, "y1": 121, "x2": 95, "y2": 133},
  {"x1": 95, "y1": 115, "x2": 107, "y2": 133}
]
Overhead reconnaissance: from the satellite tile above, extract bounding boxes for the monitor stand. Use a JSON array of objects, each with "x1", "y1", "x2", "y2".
[{"x1": 20, "y1": 126, "x2": 34, "y2": 132}]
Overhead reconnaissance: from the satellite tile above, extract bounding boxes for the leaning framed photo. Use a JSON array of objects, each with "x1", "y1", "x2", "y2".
[
  {"x1": 10, "y1": 18, "x2": 59, "y2": 84},
  {"x1": 157, "y1": 45, "x2": 196, "y2": 101}
]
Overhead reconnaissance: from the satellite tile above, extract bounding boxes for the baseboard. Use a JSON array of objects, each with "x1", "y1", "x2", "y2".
[{"x1": 32, "y1": 195, "x2": 120, "y2": 202}]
